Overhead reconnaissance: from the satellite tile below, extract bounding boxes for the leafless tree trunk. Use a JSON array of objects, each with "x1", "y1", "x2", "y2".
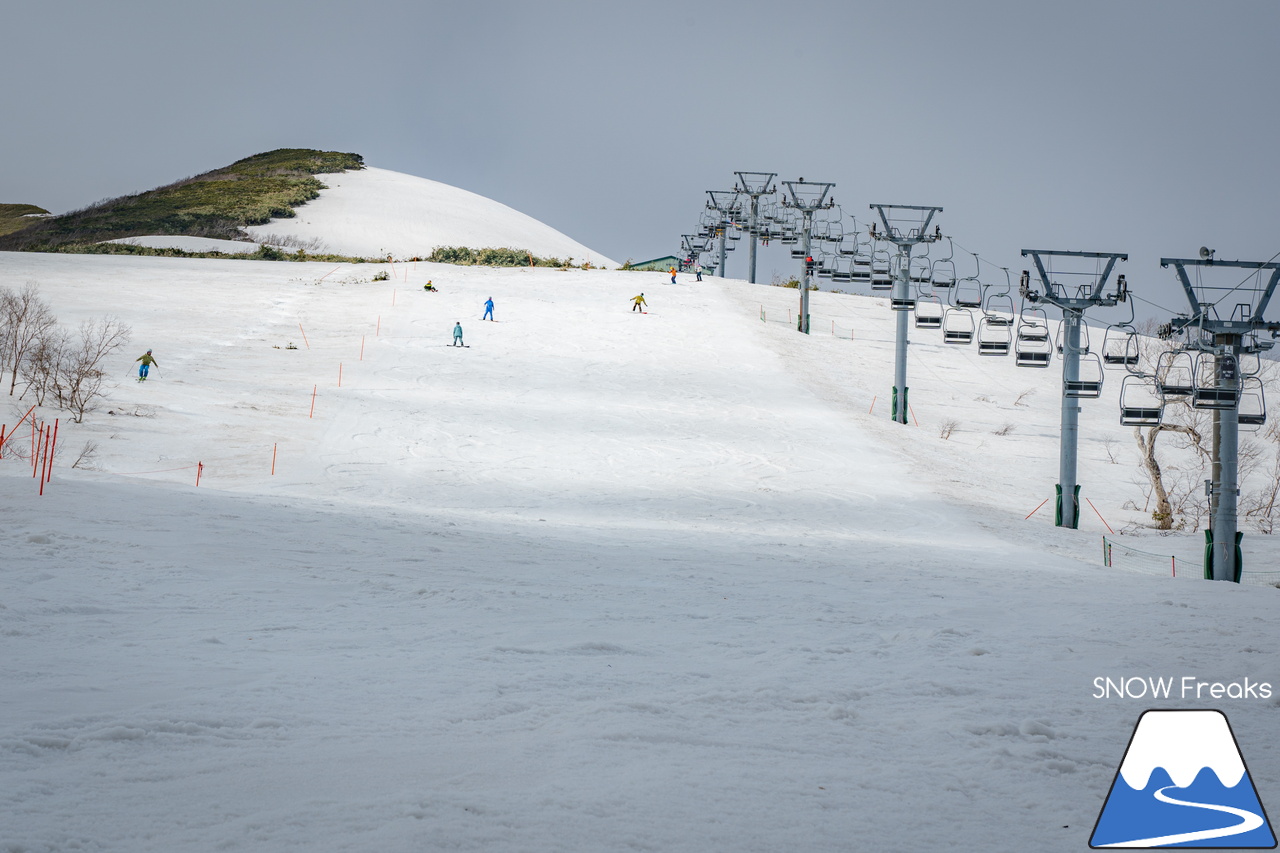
[
  {"x1": 1, "y1": 283, "x2": 59, "y2": 396},
  {"x1": 52, "y1": 318, "x2": 131, "y2": 423}
]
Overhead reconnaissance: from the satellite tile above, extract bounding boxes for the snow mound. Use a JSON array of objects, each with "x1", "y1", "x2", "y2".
[{"x1": 244, "y1": 166, "x2": 617, "y2": 266}]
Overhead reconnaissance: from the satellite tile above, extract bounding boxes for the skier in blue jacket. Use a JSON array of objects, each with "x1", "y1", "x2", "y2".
[{"x1": 482, "y1": 297, "x2": 494, "y2": 321}]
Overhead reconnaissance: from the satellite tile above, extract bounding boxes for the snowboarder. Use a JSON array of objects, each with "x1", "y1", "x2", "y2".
[
  {"x1": 695, "y1": 266, "x2": 702, "y2": 282},
  {"x1": 482, "y1": 297, "x2": 494, "y2": 321},
  {"x1": 452, "y1": 322, "x2": 465, "y2": 346},
  {"x1": 135, "y1": 349, "x2": 157, "y2": 381},
  {"x1": 423, "y1": 280, "x2": 437, "y2": 292},
  {"x1": 669, "y1": 266, "x2": 677, "y2": 284},
  {"x1": 631, "y1": 293, "x2": 647, "y2": 312}
]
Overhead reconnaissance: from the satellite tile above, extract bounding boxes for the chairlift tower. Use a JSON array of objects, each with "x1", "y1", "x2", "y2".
[
  {"x1": 782, "y1": 179, "x2": 835, "y2": 334},
  {"x1": 734, "y1": 171, "x2": 777, "y2": 284},
  {"x1": 1021, "y1": 250, "x2": 1128, "y2": 530},
  {"x1": 869, "y1": 204, "x2": 943, "y2": 423},
  {"x1": 706, "y1": 191, "x2": 742, "y2": 278},
  {"x1": 1159, "y1": 255, "x2": 1280, "y2": 581}
]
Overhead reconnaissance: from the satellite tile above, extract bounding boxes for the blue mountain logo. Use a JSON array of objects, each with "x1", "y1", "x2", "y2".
[{"x1": 1091, "y1": 710, "x2": 1276, "y2": 848}]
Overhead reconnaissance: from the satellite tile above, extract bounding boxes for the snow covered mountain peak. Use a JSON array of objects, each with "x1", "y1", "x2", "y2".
[
  {"x1": 1118, "y1": 710, "x2": 1247, "y2": 790},
  {"x1": 244, "y1": 166, "x2": 617, "y2": 266}
]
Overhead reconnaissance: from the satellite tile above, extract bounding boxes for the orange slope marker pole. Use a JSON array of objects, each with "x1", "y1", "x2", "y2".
[
  {"x1": 0, "y1": 404, "x2": 37, "y2": 456},
  {"x1": 196, "y1": 462, "x2": 203, "y2": 487},
  {"x1": 309, "y1": 385, "x2": 318, "y2": 418},
  {"x1": 1025, "y1": 498, "x2": 1050, "y2": 520},
  {"x1": 299, "y1": 324, "x2": 310, "y2": 349},
  {"x1": 271, "y1": 443, "x2": 278, "y2": 476},
  {"x1": 360, "y1": 336, "x2": 365, "y2": 361},
  {"x1": 1086, "y1": 498, "x2": 1115, "y2": 535},
  {"x1": 45, "y1": 418, "x2": 58, "y2": 483}
]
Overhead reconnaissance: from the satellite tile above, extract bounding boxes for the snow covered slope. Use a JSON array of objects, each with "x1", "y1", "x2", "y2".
[
  {"x1": 1, "y1": 252, "x2": 1277, "y2": 852},
  {"x1": 243, "y1": 166, "x2": 617, "y2": 266}
]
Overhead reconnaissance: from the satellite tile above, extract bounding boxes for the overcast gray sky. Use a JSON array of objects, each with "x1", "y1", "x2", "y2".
[{"x1": 6, "y1": 0, "x2": 1279, "y2": 318}]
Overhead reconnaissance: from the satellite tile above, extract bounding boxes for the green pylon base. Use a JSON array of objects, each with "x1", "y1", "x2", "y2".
[{"x1": 1055, "y1": 484, "x2": 1080, "y2": 529}]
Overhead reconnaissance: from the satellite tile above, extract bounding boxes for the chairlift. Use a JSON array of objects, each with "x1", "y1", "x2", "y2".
[
  {"x1": 952, "y1": 277, "x2": 982, "y2": 308},
  {"x1": 983, "y1": 292, "x2": 1016, "y2": 327},
  {"x1": 1155, "y1": 350, "x2": 1195, "y2": 398},
  {"x1": 1064, "y1": 354, "x2": 1104, "y2": 398},
  {"x1": 870, "y1": 251, "x2": 892, "y2": 291},
  {"x1": 1119, "y1": 374, "x2": 1163, "y2": 426},
  {"x1": 1016, "y1": 306, "x2": 1050, "y2": 341},
  {"x1": 910, "y1": 256, "x2": 932, "y2": 284},
  {"x1": 931, "y1": 259, "x2": 957, "y2": 289},
  {"x1": 1015, "y1": 306, "x2": 1053, "y2": 367},
  {"x1": 1190, "y1": 351, "x2": 1241, "y2": 409},
  {"x1": 977, "y1": 316, "x2": 1011, "y2": 356},
  {"x1": 1101, "y1": 324, "x2": 1140, "y2": 369},
  {"x1": 1240, "y1": 377, "x2": 1267, "y2": 426},
  {"x1": 1055, "y1": 322, "x2": 1091, "y2": 356},
  {"x1": 943, "y1": 307, "x2": 975, "y2": 344},
  {"x1": 832, "y1": 258, "x2": 853, "y2": 283},
  {"x1": 850, "y1": 252, "x2": 872, "y2": 281},
  {"x1": 914, "y1": 295, "x2": 943, "y2": 329}
]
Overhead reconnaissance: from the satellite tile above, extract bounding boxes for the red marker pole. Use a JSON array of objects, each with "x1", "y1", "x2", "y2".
[
  {"x1": 338, "y1": 362, "x2": 343, "y2": 387},
  {"x1": 196, "y1": 462, "x2": 203, "y2": 487},
  {"x1": 360, "y1": 336, "x2": 366, "y2": 361},
  {"x1": 38, "y1": 430, "x2": 51, "y2": 495},
  {"x1": 33, "y1": 422, "x2": 44, "y2": 477},
  {"x1": 299, "y1": 324, "x2": 310, "y2": 349},
  {"x1": 271, "y1": 443, "x2": 277, "y2": 476},
  {"x1": 46, "y1": 419, "x2": 58, "y2": 483},
  {"x1": 309, "y1": 385, "x2": 317, "y2": 418},
  {"x1": 376, "y1": 316, "x2": 381, "y2": 337}
]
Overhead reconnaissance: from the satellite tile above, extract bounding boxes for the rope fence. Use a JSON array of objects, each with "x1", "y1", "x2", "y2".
[{"x1": 1102, "y1": 535, "x2": 1278, "y2": 588}]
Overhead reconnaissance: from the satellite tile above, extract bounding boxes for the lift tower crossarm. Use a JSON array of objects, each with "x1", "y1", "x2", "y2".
[
  {"x1": 1159, "y1": 258, "x2": 1280, "y2": 334},
  {"x1": 1022, "y1": 250, "x2": 1127, "y2": 305}
]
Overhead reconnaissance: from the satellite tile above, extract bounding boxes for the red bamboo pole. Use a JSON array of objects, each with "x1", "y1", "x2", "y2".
[
  {"x1": 0, "y1": 404, "x2": 37, "y2": 455},
  {"x1": 1024, "y1": 497, "x2": 1051, "y2": 520},
  {"x1": 309, "y1": 385, "x2": 317, "y2": 418},
  {"x1": 271, "y1": 443, "x2": 277, "y2": 476},
  {"x1": 33, "y1": 422, "x2": 44, "y2": 477},
  {"x1": 38, "y1": 431, "x2": 50, "y2": 495},
  {"x1": 1085, "y1": 498, "x2": 1115, "y2": 535},
  {"x1": 338, "y1": 363, "x2": 343, "y2": 387},
  {"x1": 46, "y1": 419, "x2": 58, "y2": 483},
  {"x1": 376, "y1": 316, "x2": 381, "y2": 337},
  {"x1": 196, "y1": 462, "x2": 203, "y2": 487},
  {"x1": 360, "y1": 336, "x2": 365, "y2": 361},
  {"x1": 392, "y1": 288, "x2": 396, "y2": 307},
  {"x1": 299, "y1": 324, "x2": 310, "y2": 349}
]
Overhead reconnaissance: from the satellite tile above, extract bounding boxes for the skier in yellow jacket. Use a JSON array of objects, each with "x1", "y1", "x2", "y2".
[{"x1": 135, "y1": 350, "x2": 158, "y2": 381}]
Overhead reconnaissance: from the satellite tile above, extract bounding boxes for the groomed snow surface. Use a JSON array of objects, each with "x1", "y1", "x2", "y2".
[{"x1": 2, "y1": 252, "x2": 1278, "y2": 852}]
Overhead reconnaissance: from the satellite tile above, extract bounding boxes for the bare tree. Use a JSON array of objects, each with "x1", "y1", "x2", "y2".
[
  {"x1": 0, "y1": 283, "x2": 58, "y2": 396},
  {"x1": 51, "y1": 318, "x2": 132, "y2": 423}
]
